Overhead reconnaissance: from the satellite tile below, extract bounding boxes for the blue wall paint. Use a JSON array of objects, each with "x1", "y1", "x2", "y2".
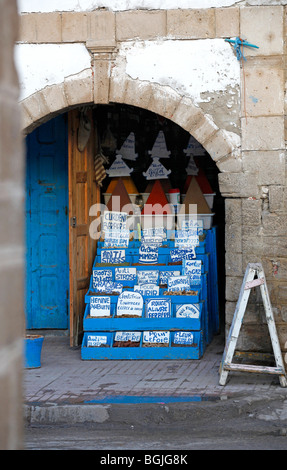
[{"x1": 25, "y1": 114, "x2": 69, "y2": 329}]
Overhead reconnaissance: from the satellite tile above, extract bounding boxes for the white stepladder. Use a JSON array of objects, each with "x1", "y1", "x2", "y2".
[{"x1": 219, "y1": 263, "x2": 287, "y2": 388}]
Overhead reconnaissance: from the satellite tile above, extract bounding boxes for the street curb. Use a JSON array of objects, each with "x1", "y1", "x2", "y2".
[{"x1": 23, "y1": 394, "x2": 285, "y2": 427}]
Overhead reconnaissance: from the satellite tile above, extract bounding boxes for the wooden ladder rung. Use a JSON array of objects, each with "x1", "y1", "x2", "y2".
[{"x1": 224, "y1": 362, "x2": 284, "y2": 376}]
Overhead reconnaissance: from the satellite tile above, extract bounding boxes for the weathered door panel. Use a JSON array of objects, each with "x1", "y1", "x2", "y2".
[
  {"x1": 68, "y1": 109, "x2": 98, "y2": 346},
  {"x1": 25, "y1": 115, "x2": 69, "y2": 329}
]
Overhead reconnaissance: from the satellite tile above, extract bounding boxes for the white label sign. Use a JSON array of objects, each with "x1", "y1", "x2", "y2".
[
  {"x1": 93, "y1": 269, "x2": 113, "y2": 288},
  {"x1": 183, "y1": 260, "x2": 202, "y2": 285},
  {"x1": 143, "y1": 157, "x2": 171, "y2": 180},
  {"x1": 176, "y1": 304, "x2": 200, "y2": 318},
  {"x1": 170, "y1": 247, "x2": 196, "y2": 262},
  {"x1": 92, "y1": 281, "x2": 123, "y2": 294},
  {"x1": 139, "y1": 244, "x2": 159, "y2": 264},
  {"x1": 101, "y1": 249, "x2": 125, "y2": 264},
  {"x1": 87, "y1": 334, "x2": 108, "y2": 347},
  {"x1": 104, "y1": 229, "x2": 130, "y2": 248},
  {"x1": 145, "y1": 298, "x2": 171, "y2": 318},
  {"x1": 142, "y1": 227, "x2": 166, "y2": 238},
  {"x1": 143, "y1": 331, "x2": 170, "y2": 344},
  {"x1": 90, "y1": 296, "x2": 111, "y2": 317},
  {"x1": 175, "y1": 230, "x2": 199, "y2": 248},
  {"x1": 116, "y1": 291, "x2": 143, "y2": 317},
  {"x1": 102, "y1": 211, "x2": 127, "y2": 231},
  {"x1": 114, "y1": 331, "x2": 141, "y2": 342},
  {"x1": 141, "y1": 236, "x2": 163, "y2": 246},
  {"x1": 167, "y1": 275, "x2": 190, "y2": 292},
  {"x1": 173, "y1": 332, "x2": 194, "y2": 345},
  {"x1": 134, "y1": 284, "x2": 159, "y2": 296},
  {"x1": 106, "y1": 155, "x2": 133, "y2": 177},
  {"x1": 137, "y1": 270, "x2": 159, "y2": 285},
  {"x1": 115, "y1": 267, "x2": 137, "y2": 282},
  {"x1": 159, "y1": 270, "x2": 181, "y2": 285},
  {"x1": 181, "y1": 219, "x2": 204, "y2": 235}
]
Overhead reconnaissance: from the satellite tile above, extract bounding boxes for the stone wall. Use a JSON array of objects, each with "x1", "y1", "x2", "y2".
[
  {"x1": 0, "y1": 0, "x2": 24, "y2": 449},
  {"x1": 221, "y1": 6, "x2": 287, "y2": 359},
  {"x1": 16, "y1": 5, "x2": 287, "y2": 362}
]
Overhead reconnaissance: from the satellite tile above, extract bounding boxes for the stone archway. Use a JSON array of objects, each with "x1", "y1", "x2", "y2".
[
  {"x1": 20, "y1": 63, "x2": 242, "y2": 345},
  {"x1": 20, "y1": 69, "x2": 241, "y2": 173}
]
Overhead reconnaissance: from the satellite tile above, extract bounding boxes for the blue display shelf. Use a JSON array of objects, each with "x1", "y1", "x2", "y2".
[
  {"x1": 95, "y1": 241, "x2": 206, "y2": 257},
  {"x1": 85, "y1": 286, "x2": 201, "y2": 305},
  {"x1": 83, "y1": 301, "x2": 204, "y2": 331},
  {"x1": 81, "y1": 230, "x2": 219, "y2": 361},
  {"x1": 81, "y1": 330, "x2": 205, "y2": 360}
]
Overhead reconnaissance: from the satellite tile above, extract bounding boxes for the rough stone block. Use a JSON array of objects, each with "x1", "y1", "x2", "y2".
[
  {"x1": 225, "y1": 223, "x2": 242, "y2": 253},
  {"x1": 109, "y1": 64, "x2": 127, "y2": 105},
  {"x1": 19, "y1": 102, "x2": 33, "y2": 134},
  {"x1": 215, "y1": 7, "x2": 239, "y2": 38},
  {"x1": 191, "y1": 115, "x2": 218, "y2": 149},
  {"x1": 202, "y1": 129, "x2": 239, "y2": 162},
  {"x1": 217, "y1": 152, "x2": 242, "y2": 173},
  {"x1": 93, "y1": 59, "x2": 110, "y2": 104},
  {"x1": 89, "y1": 10, "x2": 115, "y2": 43},
  {"x1": 225, "y1": 276, "x2": 243, "y2": 302},
  {"x1": 240, "y1": 6, "x2": 283, "y2": 56},
  {"x1": 225, "y1": 198, "x2": 242, "y2": 225},
  {"x1": 219, "y1": 172, "x2": 259, "y2": 198},
  {"x1": 62, "y1": 12, "x2": 88, "y2": 42},
  {"x1": 242, "y1": 66, "x2": 284, "y2": 117},
  {"x1": 262, "y1": 212, "x2": 287, "y2": 237},
  {"x1": 241, "y1": 116, "x2": 285, "y2": 151},
  {"x1": 242, "y1": 151, "x2": 285, "y2": 185},
  {"x1": 269, "y1": 185, "x2": 286, "y2": 213},
  {"x1": 225, "y1": 251, "x2": 243, "y2": 277},
  {"x1": 146, "y1": 85, "x2": 180, "y2": 121},
  {"x1": 35, "y1": 13, "x2": 61, "y2": 43},
  {"x1": 262, "y1": 236, "x2": 287, "y2": 258},
  {"x1": 123, "y1": 78, "x2": 152, "y2": 110},
  {"x1": 64, "y1": 69, "x2": 93, "y2": 106},
  {"x1": 242, "y1": 198, "x2": 262, "y2": 225},
  {"x1": 167, "y1": 9, "x2": 215, "y2": 39},
  {"x1": 242, "y1": 235, "x2": 265, "y2": 257},
  {"x1": 19, "y1": 13, "x2": 37, "y2": 42},
  {"x1": 42, "y1": 83, "x2": 68, "y2": 115},
  {"x1": 116, "y1": 10, "x2": 166, "y2": 41},
  {"x1": 171, "y1": 97, "x2": 204, "y2": 133},
  {"x1": 21, "y1": 92, "x2": 50, "y2": 126}
]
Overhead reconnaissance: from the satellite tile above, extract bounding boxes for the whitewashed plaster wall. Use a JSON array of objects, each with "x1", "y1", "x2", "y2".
[
  {"x1": 15, "y1": 38, "x2": 241, "y2": 135},
  {"x1": 15, "y1": 44, "x2": 91, "y2": 101}
]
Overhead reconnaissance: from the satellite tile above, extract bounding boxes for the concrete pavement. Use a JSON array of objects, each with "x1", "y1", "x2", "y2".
[{"x1": 23, "y1": 331, "x2": 287, "y2": 427}]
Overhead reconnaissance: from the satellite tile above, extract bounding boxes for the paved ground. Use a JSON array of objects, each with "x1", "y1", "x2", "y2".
[
  {"x1": 23, "y1": 332, "x2": 287, "y2": 450},
  {"x1": 23, "y1": 332, "x2": 287, "y2": 417}
]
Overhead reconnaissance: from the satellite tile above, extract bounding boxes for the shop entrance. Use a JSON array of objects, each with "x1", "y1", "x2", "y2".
[
  {"x1": 25, "y1": 104, "x2": 225, "y2": 346},
  {"x1": 96, "y1": 103, "x2": 225, "y2": 330}
]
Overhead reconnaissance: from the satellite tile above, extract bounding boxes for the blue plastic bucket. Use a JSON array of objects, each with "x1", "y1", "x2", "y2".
[{"x1": 24, "y1": 335, "x2": 44, "y2": 369}]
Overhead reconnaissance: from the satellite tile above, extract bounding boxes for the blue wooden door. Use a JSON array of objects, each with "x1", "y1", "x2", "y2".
[{"x1": 25, "y1": 114, "x2": 69, "y2": 329}]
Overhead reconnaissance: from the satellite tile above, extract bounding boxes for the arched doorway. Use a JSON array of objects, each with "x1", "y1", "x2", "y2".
[{"x1": 25, "y1": 103, "x2": 226, "y2": 348}]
